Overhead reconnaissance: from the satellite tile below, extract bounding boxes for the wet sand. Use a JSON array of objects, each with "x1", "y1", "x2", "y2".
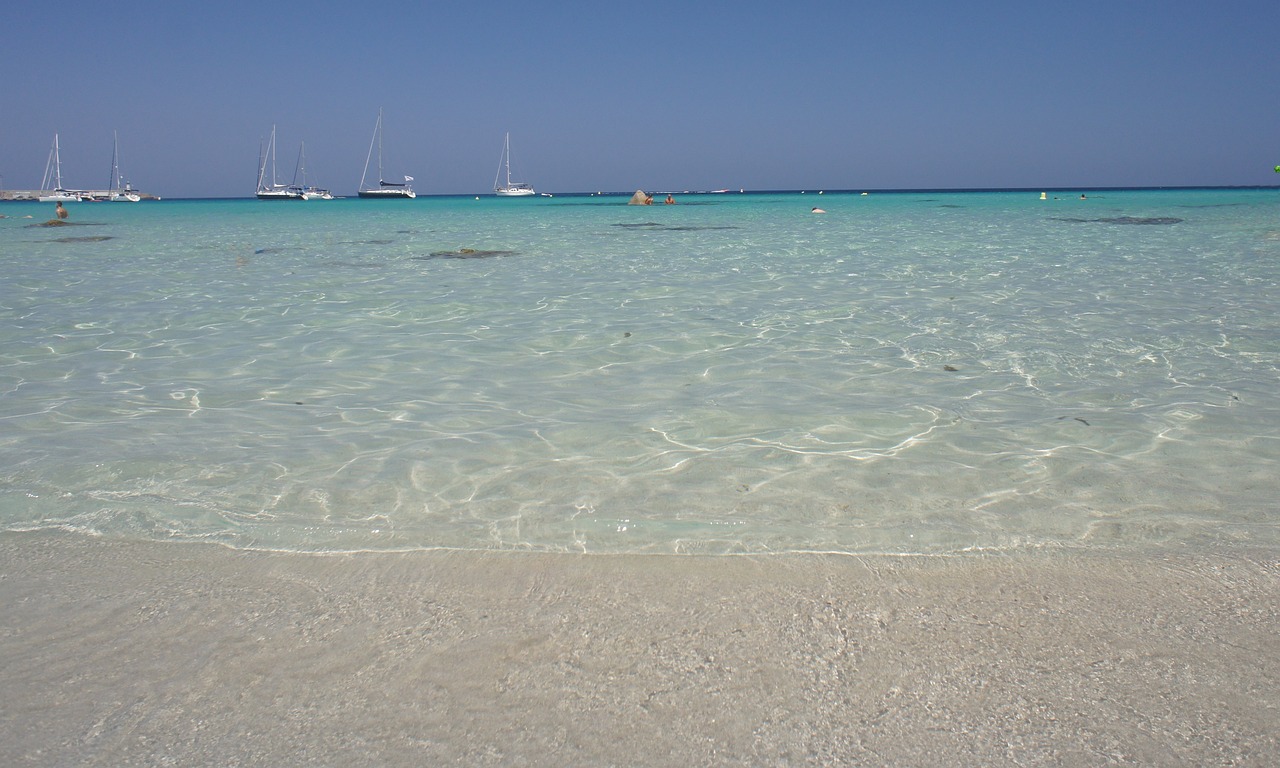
[{"x1": 1, "y1": 531, "x2": 1276, "y2": 765}]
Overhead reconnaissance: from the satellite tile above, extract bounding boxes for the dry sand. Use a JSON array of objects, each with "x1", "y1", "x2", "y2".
[{"x1": 1, "y1": 531, "x2": 1276, "y2": 766}]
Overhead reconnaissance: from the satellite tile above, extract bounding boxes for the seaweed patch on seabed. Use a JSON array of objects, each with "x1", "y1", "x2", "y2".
[
  {"x1": 50, "y1": 235, "x2": 115, "y2": 243},
  {"x1": 612, "y1": 223, "x2": 740, "y2": 231},
  {"x1": 414, "y1": 248, "x2": 520, "y2": 260},
  {"x1": 26, "y1": 220, "x2": 105, "y2": 229},
  {"x1": 1051, "y1": 216, "x2": 1184, "y2": 225}
]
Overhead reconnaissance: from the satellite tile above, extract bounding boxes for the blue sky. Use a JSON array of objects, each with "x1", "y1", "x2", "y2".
[{"x1": 3, "y1": 1, "x2": 1277, "y2": 198}]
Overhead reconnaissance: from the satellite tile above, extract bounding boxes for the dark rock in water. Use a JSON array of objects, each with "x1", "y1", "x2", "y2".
[
  {"x1": 416, "y1": 248, "x2": 519, "y2": 260},
  {"x1": 1052, "y1": 216, "x2": 1183, "y2": 225}
]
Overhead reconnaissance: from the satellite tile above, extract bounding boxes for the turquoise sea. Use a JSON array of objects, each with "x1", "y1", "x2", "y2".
[{"x1": 2, "y1": 189, "x2": 1278, "y2": 554}]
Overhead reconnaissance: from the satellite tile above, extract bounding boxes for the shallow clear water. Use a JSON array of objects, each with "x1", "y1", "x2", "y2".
[{"x1": 2, "y1": 189, "x2": 1278, "y2": 554}]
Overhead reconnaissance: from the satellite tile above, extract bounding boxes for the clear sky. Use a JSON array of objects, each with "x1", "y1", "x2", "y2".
[{"x1": 3, "y1": 1, "x2": 1278, "y2": 198}]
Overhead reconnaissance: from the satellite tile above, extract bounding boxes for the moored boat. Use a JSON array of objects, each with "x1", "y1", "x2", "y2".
[
  {"x1": 358, "y1": 109, "x2": 415, "y2": 199},
  {"x1": 38, "y1": 134, "x2": 82, "y2": 202},
  {"x1": 256, "y1": 126, "x2": 303, "y2": 200},
  {"x1": 493, "y1": 132, "x2": 535, "y2": 196}
]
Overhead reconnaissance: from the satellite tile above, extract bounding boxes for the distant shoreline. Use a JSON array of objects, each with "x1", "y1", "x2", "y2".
[{"x1": 0, "y1": 190, "x2": 160, "y2": 202}]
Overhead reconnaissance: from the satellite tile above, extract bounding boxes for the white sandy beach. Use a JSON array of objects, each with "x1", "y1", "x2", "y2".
[{"x1": 1, "y1": 531, "x2": 1276, "y2": 766}]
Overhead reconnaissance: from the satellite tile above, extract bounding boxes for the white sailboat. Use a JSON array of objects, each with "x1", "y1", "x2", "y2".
[
  {"x1": 293, "y1": 141, "x2": 333, "y2": 200},
  {"x1": 38, "y1": 134, "x2": 80, "y2": 202},
  {"x1": 493, "y1": 132, "x2": 535, "y2": 196},
  {"x1": 107, "y1": 130, "x2": 141, "y2": 202},
  {"x1": 358, "y1": 109, "x2": 415, "y2": 198},
  {"x1": 256, "y1": 125, "x2": 303, "y2": 200}
]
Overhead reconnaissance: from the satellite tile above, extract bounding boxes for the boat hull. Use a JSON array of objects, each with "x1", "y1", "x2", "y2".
[{"x1": 358, "y1": 189, "x2": 416, "y2": 199}]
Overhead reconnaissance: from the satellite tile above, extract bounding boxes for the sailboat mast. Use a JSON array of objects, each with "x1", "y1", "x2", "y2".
[
  {"x1": 360, "y1": 111, "x2": 378, "y2": 191},
  {"x1": 108, "y1": 132, "x2": 116, "y2": 191},
  {"x1": 42, "y1": 137, "x2": 55, "y2": 191},
  {"x1": 294, "y1": 141, "x2": 305, "y2": 187},
  {"x1": 53, "y1": 134, "x2": 63, "y2": 190},
  {"x1": 256, "y1": 137, "x2": 266, "y2": 191}
]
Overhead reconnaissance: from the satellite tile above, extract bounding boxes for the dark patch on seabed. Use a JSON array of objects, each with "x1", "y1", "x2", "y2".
[
  {"x1": 1051, "y1": 216, "x2": 1184, "y2": 225},
  {"x1": 26, "y1": 220, "x2": 105, "y2": 229},
  {"x1": 50, "y1": 235, "x2": 114, "y2": 243},
  {"x1": 415, "y1": 249, "x2": 520, "y2": 260},
  {"x1": 613, "y1": 222, "x2": 740, "y2": 231}
]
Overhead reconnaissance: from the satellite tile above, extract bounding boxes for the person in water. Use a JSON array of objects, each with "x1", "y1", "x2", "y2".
[
  {"x1": 55, "y1": 201, "x2": 68, "y2": 220},
  {"x1": 664, "y1": 194, "x2": 676, "y2": 205}
]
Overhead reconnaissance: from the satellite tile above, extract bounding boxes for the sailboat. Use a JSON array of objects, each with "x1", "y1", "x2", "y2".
[
  {"x1": 38, "y1": 134, "x2": 80, "y2": 202},
  {"x1": 293, "y1": 142, "x2": 333, "y2": 200},
  {"x1": 358, "y1": 109, "x2": 415, "y2": 198},
  {"x1": 493, "y1": 132, "x2": 535, "y2": 196},
  {"x1": 107, "y1": 131, "x2": 140, "y2": 202},
  {"x1": 256, "y1": 125, "x2": 303, "y2": 200}
]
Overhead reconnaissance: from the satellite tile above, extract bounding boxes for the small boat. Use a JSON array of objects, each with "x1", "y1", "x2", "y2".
[
  {"x1": 38, "y1": 134, "x2": 81, "y2": 202},
  {"x1": 256, "y1": 126, "x2": 303, "y2": 200},
  {"x1": 493, "y1": 132, "x2": 535, "y2": 196},
  {"x1": 358, "y1": 109, "x2": 415, "y2": 199}
]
